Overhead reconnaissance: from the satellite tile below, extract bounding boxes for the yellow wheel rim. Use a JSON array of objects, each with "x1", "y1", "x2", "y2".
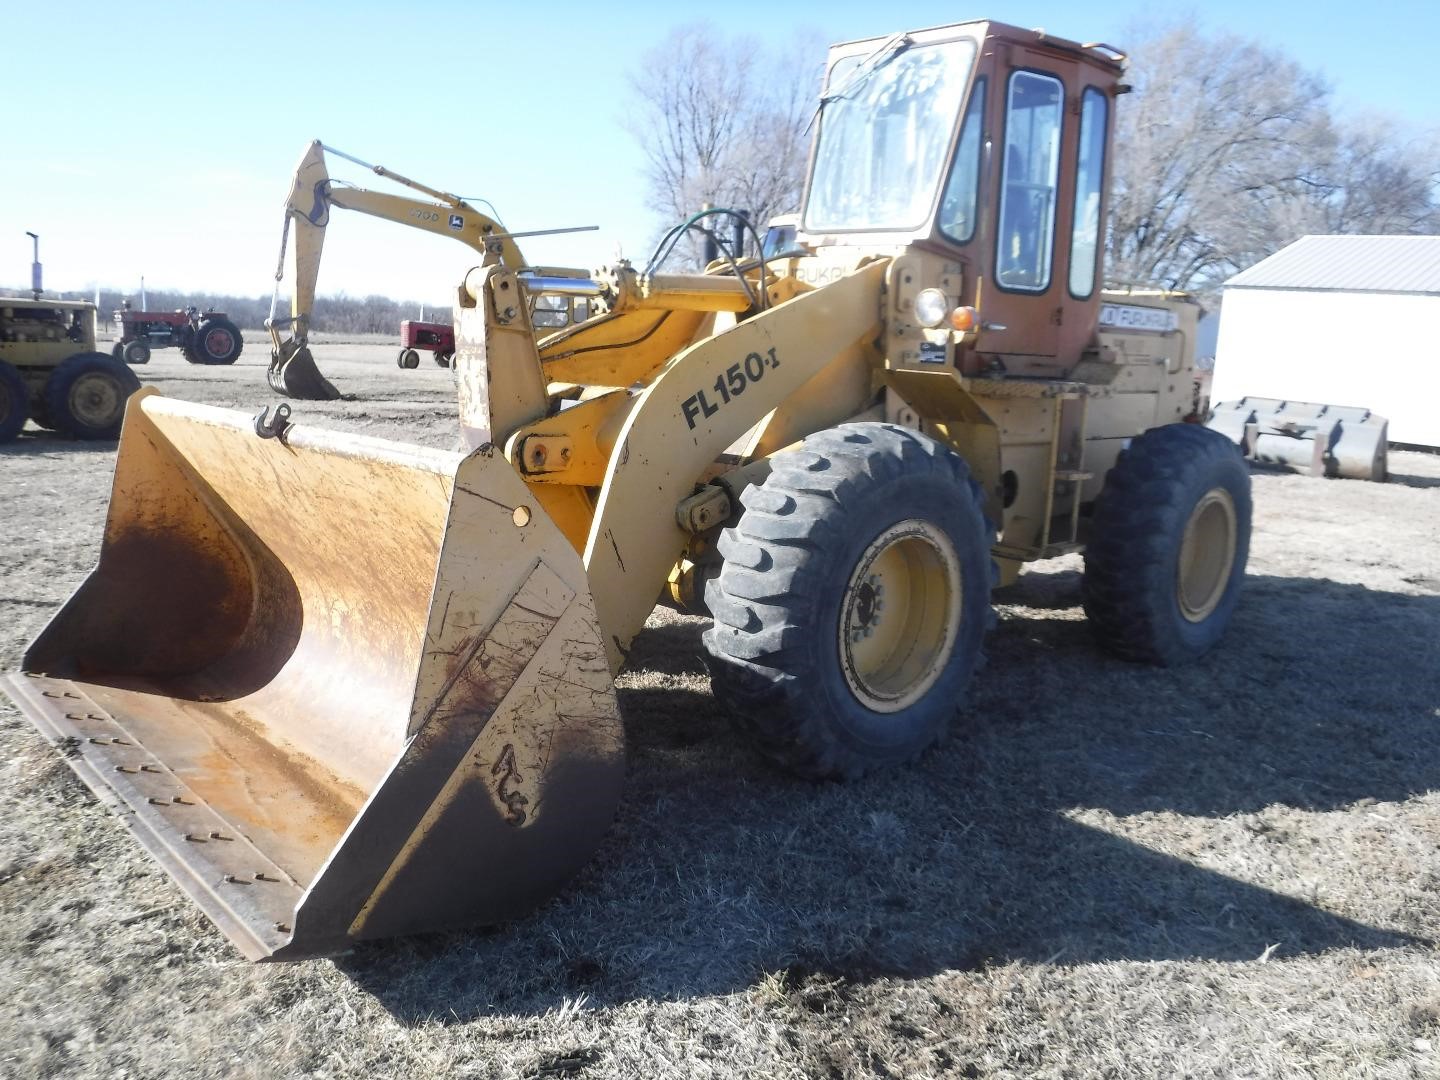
[
  {"x1": 68, "y1": 372, "x2": 122, "y2": 429},
  {"x1": 838, "y1": 519, "x2": 963, "y2": 713},
  {"x1": 1177, "y1": 487, "x2": 1237, "y2": 623}
]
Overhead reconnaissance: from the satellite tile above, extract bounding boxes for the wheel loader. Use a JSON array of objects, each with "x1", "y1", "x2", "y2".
[{"x1": 3, "y1": 20, "x2": 1252, "y2": 961}]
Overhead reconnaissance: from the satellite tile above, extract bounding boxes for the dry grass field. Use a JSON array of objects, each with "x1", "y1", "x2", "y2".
[{"x1": 2, "y1": 337, "x2": 1438, "y2": 1079}]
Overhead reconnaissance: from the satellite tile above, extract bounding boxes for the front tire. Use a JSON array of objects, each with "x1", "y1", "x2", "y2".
[
  {"x1": 703, "y1": 423, "x2": 995, "y2": 780},
  {"x1": 1082, "y1": 424, "x2": 1251, "y2": 665},
  {"x1": 121, "y1": 339, "x2": 151, "y2": 365},
  {"x1": 43, "y1": 353, "x2": 142, "y2": 440},
  {"x1": 0, "y1": 360, "x2": 29, "y2": 442}
]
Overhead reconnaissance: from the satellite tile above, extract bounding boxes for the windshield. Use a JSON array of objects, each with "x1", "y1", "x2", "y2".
[{"x1": 805, "y1": 38, "x2": 978, "y2": 232}]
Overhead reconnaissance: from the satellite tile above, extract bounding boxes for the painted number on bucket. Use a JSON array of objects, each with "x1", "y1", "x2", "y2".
[
  {"x1": 681, "y1": 348, "x2": 782, "y2": 430},
  {"x1": 491, "y1": 743, "x2": 528, "y2": 826}
]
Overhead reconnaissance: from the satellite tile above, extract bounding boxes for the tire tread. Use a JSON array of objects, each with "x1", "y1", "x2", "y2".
[{"x1": 703, "y1": 422, "x2": 995, "y2": 779}]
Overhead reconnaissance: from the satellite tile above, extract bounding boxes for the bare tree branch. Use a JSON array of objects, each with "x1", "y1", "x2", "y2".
[
  {"x1": 626, "y1": 24, "x2": 822, "y2": 267},
  {"x1": 1107, "y1": 19, "x2": 1439, "y2": 297}
]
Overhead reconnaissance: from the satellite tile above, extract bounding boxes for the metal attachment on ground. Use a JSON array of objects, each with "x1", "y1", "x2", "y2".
[
  {"x1": 1207, "y1": 398, "x2": 1388, "y2": 482},
  {"x1": 253, "y1": 403, "x2": 293, "y2": 441}
]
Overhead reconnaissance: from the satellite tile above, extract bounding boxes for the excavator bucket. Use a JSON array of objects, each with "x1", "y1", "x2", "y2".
[
  {"x1": 267, "y1": 341, "x2": 342, "y2": 401},
  {"x1": 2, "y1": 390, "x2": 624, "y2": 960}
]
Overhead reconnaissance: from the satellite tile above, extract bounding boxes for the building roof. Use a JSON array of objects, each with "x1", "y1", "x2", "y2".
[{"x1": 1225, "y1": 234, "x2": 1440, "y2": 296}]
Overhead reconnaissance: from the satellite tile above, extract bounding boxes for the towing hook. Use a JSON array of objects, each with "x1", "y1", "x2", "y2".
[{"x1": 254, "y1": 403, "x2": 293, "y2": 441}]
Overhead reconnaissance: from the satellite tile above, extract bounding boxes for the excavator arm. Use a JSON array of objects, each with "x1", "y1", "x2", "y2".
[{"x1": 266, "y1": 140, "x2": 525, "y2": 400}]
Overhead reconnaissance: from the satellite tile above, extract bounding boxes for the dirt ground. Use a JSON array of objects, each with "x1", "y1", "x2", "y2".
[{"x1": 2, "y1": 336, "x2": 1438, "y2": 1079}]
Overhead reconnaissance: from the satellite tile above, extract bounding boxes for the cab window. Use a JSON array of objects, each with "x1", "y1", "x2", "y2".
[
  {"x1": 806, "y1": 38, "x2": 978, "y2": 232},
  {"x1": 1069, "y1": 87, "x2": 1108, "y2": 299},
  {"x1": 995, "y1": 70, "x2": 1064, "y2": 292},
  {"x1": 938, "y1": 78, "x2": 986, "y2": 245}
]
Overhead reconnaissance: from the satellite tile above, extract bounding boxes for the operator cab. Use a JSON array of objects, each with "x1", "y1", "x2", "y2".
[{"x1": 797, "y1": 21, "x2": 1126, "y2": 376}]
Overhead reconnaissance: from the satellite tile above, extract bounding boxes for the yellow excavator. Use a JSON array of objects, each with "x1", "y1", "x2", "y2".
[
  {"x1": 266, "y1": 140, "x2": 595, "y2": 399},
  {"x1": 5, "y1": 20, "x2": 1251, "y2": 961}
]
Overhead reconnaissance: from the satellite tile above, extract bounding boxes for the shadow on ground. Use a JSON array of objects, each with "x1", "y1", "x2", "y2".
[
  {"x1": 340, "y1": 572, "x2": 1438, "y2": 1021},
  {"x1": 0, "y1": 433, "x2": 117, "y2": 455},
  {"x1": 1389, "y1": 472, "x2": 1440, "y2": 490}
]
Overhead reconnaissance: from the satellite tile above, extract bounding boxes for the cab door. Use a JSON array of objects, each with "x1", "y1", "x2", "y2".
[{"x1": 974, "y1": 52, "x2": 1078, "y2": 366}]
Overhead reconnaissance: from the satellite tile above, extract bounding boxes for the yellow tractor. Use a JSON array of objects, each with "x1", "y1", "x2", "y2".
[
  {"x1": 0, "y1": 296, "x2": 141, "y2": 442},
  {"x1": 3, "y1": 20, "x2": 1250, "y2": 960}
]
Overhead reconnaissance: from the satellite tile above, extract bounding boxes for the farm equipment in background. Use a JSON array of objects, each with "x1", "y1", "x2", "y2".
[
  {"x1": 112, "y1": 306, "x2": 244, "y2": 366},
  {"x1": 267, "y1": 140, "x2": 595, "y2": 399},
  {"x1": 1206, "y1": 398, "x2": 1389, "y2": 481},
  {"x1": 397, "y1": 290, "x2": 595, "y2": 370},
  {"x1": 396, "y1": 320, "x2": 454, "y2": 369},
  {"x1": 397, "y1": 289, "x2": 597, "y2": 369},
  {"x1": 4, "y1": 20, "x2": 1255, "y2": 961},
  {"x1": 1, "y1": 295, "x2": 141, "y2": 442}
]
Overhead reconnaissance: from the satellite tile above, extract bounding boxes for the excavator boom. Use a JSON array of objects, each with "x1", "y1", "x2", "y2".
[{"x1": 266, "y1": 140, "x2": 523, "y2": 400}]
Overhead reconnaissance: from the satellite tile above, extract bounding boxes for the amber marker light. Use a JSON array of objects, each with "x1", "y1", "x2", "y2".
[{"x1": 949, "y1": 306, "x2": 978, "y2": 332}]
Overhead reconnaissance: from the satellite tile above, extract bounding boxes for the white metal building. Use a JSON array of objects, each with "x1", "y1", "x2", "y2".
[{"x1": 1210, "y1": 234, "x2": 1440, "y2": 447}]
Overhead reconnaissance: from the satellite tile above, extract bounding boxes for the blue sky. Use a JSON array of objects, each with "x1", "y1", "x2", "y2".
[{"x1": 3, "y1": 0, "x2": 1435, "y2": 305}]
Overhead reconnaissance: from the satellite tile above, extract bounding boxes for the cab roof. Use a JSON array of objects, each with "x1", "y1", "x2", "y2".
[{"x1": 829, "y1": 20, "x2": 1126, "y2": 74}]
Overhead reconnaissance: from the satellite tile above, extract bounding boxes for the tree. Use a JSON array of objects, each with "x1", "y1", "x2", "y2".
[
  {"x1": 1303, "y1": 119, "x2": 1440, "y2": 236},
  {"x1": 1105, "y1": 21, "x2": 1333, "y2": 293},
  {"x1": 1106, "y1": 20, "x2": 1440, "y2": 296},
  {"x1": 627, "y1": 24, "x2": 820, "y2": 267}
]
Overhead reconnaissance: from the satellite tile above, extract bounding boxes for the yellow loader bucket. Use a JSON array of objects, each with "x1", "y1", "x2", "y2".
[{"x1": 2, "y1": 390, "x2": 624, "y2": 960}]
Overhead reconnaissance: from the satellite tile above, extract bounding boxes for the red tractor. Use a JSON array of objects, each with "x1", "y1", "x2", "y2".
[
  {"x1": 113, "y1": 306, "x2": 244, "y2": 366},
  {"x1": 393, "y1": 294, "x2": 587, "y2": 370},
  {"x1": 395, "y1": 319, "x2": 454, "y2": 369}
]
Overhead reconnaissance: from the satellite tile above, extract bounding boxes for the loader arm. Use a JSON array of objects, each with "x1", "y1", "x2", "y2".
[
  {"x1": 267, "y1": 140, "x2": 523, "y2": 400},
  {"x1": 582, "y1": 260, "x2": 890, "y2": 669}
]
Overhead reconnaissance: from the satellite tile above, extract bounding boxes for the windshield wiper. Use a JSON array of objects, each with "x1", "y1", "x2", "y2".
[{"x1": 807, "y1": 32, "x2": 912, "y2": 132}]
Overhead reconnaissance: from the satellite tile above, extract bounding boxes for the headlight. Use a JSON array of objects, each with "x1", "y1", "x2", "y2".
[{"x1": 914, "y1": 288, "x2": 949, "y2": 328}]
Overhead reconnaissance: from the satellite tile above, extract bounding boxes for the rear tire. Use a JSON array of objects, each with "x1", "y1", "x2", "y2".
[
  {"x1": 192, "y1": 317, "x2": 243, "y2": 364},
  {"x1": 433, "y1": 352, "x2": 452, "y2": 369},
  {"x1": 703, "y1": 422, "x2": 996, "y2": 780},
  {"x1": 1082, "y1": 424, "x2": 1251, "y2": 665},
  {"x1": 43, "y1": 352, "x2": 142, "y2": 440},
  {"x1": 0, "y1": 360, "x2": 29, "y2": 442},
  {"x1": 121, "y1": 339, "x2": 151, "y2": 365}
]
